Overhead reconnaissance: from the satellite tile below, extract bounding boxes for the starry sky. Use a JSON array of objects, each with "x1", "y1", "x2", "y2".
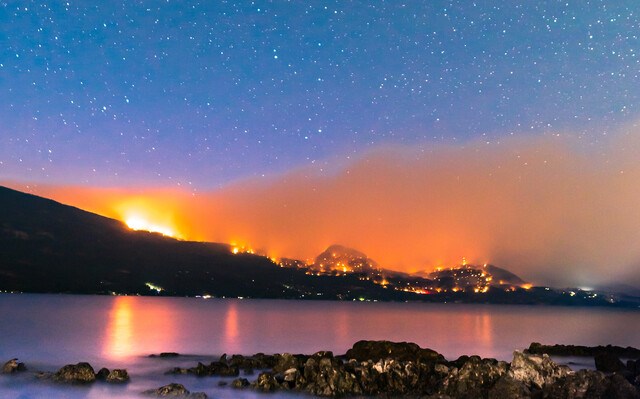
[
  {"x1": 3, "y1": 1, "x2": 640, "y2": 285},
  {"x1": 2, "y1": 1, "x2": 640, "y2": 189}
]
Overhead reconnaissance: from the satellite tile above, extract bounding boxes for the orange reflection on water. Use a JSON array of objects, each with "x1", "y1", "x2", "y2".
[
  {"x1": 103, "y1": 296, "x2": 177, "y2": 360},
  {"x1": 104, "y1": 296, "x2": 134, "y2": 360},
  {"x1": 222, "y1": 301, "x2": 239, "y2": 352}
]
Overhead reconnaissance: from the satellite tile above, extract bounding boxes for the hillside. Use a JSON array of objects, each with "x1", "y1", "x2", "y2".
[{"x1": 0, "y1": 186, "x2": 395, "y2": 299}]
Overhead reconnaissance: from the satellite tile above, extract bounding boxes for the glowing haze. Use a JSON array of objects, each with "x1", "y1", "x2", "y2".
[{"x1": 10, "y1": 129, "x2": 640, "y2": 288}]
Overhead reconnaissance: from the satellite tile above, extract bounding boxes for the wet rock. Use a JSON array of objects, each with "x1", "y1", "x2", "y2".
[
  {"x1": 546, "y1": 369, "x2": 608, "y2": 399},
  {"x1": 345, "y1": 340, "x2": 444, "y2": 363},
  {"x1": 53, "y1": 362, "x2": 96, "y2": 383},
  {"x1": 2, "y1": 358, "x2": 26, "y2": 374},
  {"x1": 96, "y1": 367, "x2": 110, "y2": 380},
  {"x1": 273, "y1": 353, "x2": 300, "y2": 373},
  {"x1": 527, "y1": 343, "x2": 640, "y2": 358},
  {"x1": 231, "y1": 377, "x2": 250, "y2": 388},
  {"x1": 302, "y1": 356, "x2": 362, "y2": 397},
  {"x1": 143, "y1": 383, "x2": 207, "y2": 398},
  {"x1": 488, "y1": 375, "x2": 532, "y2": 399},
  {"x1": 106, "y1": 368, "x2": 130, "y2": 383},
  {"x1": 605, "y1": 373, "x2": 640, "y2": 399},
  {"x1": 254, "y1": 371, "x2": 279, "y2": 392},
  {"x1": 509, "y1": 350, "x2": 571, "y2": 389},
  {"x1": 439, "y1": 356, "x2": 508, "y2": 399},
  {"x1": 149, "y1": 352, "x2": 180, "y2": 358},
  {"x1": 168, "y1": 361, "x2": 239, "y2": 377},
  {"x1": 35, "y1": 371, "x2": 53, "y2": 380},
  {"x1": 228, "y1": 353, "x2": 276, "y2": 370},
  {"x1": 595, "y1": 352, "x2": 626, "y2": 373}
]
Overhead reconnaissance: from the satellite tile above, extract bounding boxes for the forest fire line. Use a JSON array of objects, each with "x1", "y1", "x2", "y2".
[{"x1": 5, "y1": 130, "x2": 640, "y2": 289}]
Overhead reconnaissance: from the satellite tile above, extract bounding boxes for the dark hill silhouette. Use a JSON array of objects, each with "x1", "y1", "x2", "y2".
[{"x1": 0, "y1": 186, "x2": 396, "y2": 298}]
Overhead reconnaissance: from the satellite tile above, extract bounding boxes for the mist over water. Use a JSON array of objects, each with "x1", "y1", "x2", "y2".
[{"x1": 1, "y1": 294, "x2": 638, "y2": 398}]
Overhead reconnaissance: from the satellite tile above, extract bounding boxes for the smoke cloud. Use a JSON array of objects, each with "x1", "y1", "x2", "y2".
[{"x1": 10, "y1": 129, "x2": 640, "y2": 287}]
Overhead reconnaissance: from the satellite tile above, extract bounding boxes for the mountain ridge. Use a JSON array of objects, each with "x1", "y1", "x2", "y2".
[{"x1": 1, "y1": 185, "x2": 637, "y2": 307}]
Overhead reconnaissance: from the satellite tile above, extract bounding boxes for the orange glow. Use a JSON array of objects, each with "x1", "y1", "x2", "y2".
[
  {"x1": 6, "y1": 130, "x2": 640, "y2": 287},
  {"x1": 103, "y1": 296, "x2": 177, "y2": 360},
  {"x1": 222, "y1": 301, "x2": 240, "y2": 353},
  {"x1": 104, "y1": 296, "x2": 133, "y2": 360},
  {"x1": 521, "y1": 283, "x2": 533, "y2": 290}
]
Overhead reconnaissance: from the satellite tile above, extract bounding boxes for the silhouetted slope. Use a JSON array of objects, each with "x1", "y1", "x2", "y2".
[{"x1": 0, "y1": 186, "x2": 396, "y2": 298}]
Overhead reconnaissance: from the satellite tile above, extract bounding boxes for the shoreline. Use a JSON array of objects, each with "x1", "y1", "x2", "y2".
[
  {"x1": 2, "y1": 291, "x2": 640, "y2": 310},
  {"x1": 3, "y1": 341, "x2": 639, "y2": 399}
]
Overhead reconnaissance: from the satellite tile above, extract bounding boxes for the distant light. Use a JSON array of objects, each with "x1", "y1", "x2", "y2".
[{"x1": 145, "y1": 282, "x2": 163, "y2": 293}]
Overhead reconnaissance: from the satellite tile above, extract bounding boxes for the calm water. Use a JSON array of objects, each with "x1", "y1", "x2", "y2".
[{"x1": 0, "y1": 294, "x2": 638, "y2": 398}]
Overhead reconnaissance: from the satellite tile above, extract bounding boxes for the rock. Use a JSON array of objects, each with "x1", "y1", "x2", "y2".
[
  {"x1": 168, "y1": 361, "x2": 238, "y2": 377},
  {"x1": 149, "y1": 352, "x2": 180, "y2": 358},
  {"x1": 2, "y1": 358, "x2": 26, "y2": 374},
  {"x1": 545, "y1": 369, "x2": 608, "y2": 399},
  {"x1": 228, "y1": 353, "x2": 276, "y2": 370},
  {"x1": 527, "y1": 343, "x2": 640, "y2": 359},
  {"x1": 254, "y1": 372, "x2": 278, "y2": 392},
  {"x1": 509, "y1": 351, "x2": 572, "y2": 389},
  {"x1": 231, "y1": 377, "x2": 250, "y2": 388},
  {"x1": 545, "y1": 370, "x2": 640, "y2": 399},
  {"x1": 439, "y1": 356, "x2": 508, "y2": 399},
  {"x1": 53, "y1": 362, "x2": 96, "y2": 383},
  {"x1": 143, "y1": 383, "x2": 207, "y2": 398},
  {"x1": 595, "y1": 352, "x2": 626, "y2": 373},
  {"x1": 273, "y1": 353, "x2": 300, "y2": 373},
  {"x1": 605, "y1": 373, "x2": 640, "y2": 399},
  {"x1": 106, "y1": 369, "x2": 130, "y2": 383},
  {"x1": 96, "y1": 367, "x2": 110, "y2": 380},
  {"x1": 345, "y1": 340, "x2": 444, "y2": 363},
  {"x1": 302, "y1": 356, "x2": 362, "y2": 396},
  {"x1": 35, "y1": 371, "x2": 53, "y2": 380},
  {"x1": 488, "y1": 375, "x2": 532, "y2": 399}
]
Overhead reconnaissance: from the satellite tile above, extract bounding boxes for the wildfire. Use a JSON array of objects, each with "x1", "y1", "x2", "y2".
[{"x1": 125, "y1": 216, "x2": 178, "y2": 238}]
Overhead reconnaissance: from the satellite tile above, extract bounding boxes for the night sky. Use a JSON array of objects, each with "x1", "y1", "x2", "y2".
[
  {"x1": 3, "y1": 1, "x2": 640, "y2": 285},
  {"x1": 2, "y1": 1, "x2": 639, "y2": 188}
]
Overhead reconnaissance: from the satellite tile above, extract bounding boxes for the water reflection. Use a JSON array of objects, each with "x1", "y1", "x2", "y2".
[
  {"x1": 223, "y1": 300, "x2": 239, "y2": 352},
  {"x1": 103, "y1": 296, "x2": 178, "y2": 360},
  {"x1": 104, "y1": 296, "x2": 134, "y2": 359}
]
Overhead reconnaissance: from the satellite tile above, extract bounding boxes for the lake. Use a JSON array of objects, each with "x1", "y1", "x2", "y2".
[{"x1": 0, "y1": 294, "x2": 638, "y2": 398}]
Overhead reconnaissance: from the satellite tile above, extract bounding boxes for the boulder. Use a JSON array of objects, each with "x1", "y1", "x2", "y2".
[
  {"x1": 254, "y1": 372, "x2": 279, "y2": 392},
  {"x1": 53, "y1": 362, "x2": 96, "y2": 383},
  {"x1": 168, "y1": 361, "x2": 238, "y2": 377},
  {"x1": 143, "y1": 383, "x2": 207, "y2": 398},
  {"x1": 302, "y1": 356, "x2": 362, "y2": 396},
  {"x1": 604, "y1": 373, "x2": 640, "y2": 399},
  {"x1": 439, "y1": 356, "x2": 508, "y2": 399},
  {"x1": 595, "y1": 352, "x2": 626, "y2": 373},
  {"x1": 231, "y1": 377, "x2": 250, "y2": 388},
  {"x1": 149, "y1": 352, "x2": 180, "y2": 358},
  {"x1": 509, "y1": 351, "x2": 571, "y2": 389},
  {"x1": 96, "y1": 367, "x2": 110, "y2": 380},
  {"x1": 544, "y1": 370, "x2": 639, "y2": 399},
  {"x1": 488, "y1": 375, "x2": 532, "y2": 399},
  {"x1": 273, "y1": 353, "x2": 300, "y2": 373},
  {"x1": 2, "y1": 358, "x2": 26, "y2": 374},
  {"x1": 345, "y1": 340, "x2": 443, "y2": 363},
  {"x1": 545, "y1": 369, "x2": 608, "y2": 399},
  {"x1": 106, "y1": 369, "x2": 130, "y2": 383}
]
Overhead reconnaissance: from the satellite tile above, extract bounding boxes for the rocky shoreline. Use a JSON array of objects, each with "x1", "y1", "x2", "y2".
[{"x1": 3, "y1": 340, "x2": 640, "y2": 398}]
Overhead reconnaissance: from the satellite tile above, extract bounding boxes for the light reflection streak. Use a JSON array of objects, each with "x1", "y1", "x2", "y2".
[
  {"x1": 103, "y1": 296, "x2": 177, "y2": 361},
  {"x1": 104, "y1": 296, "x2": 134, "y2": 360}
]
